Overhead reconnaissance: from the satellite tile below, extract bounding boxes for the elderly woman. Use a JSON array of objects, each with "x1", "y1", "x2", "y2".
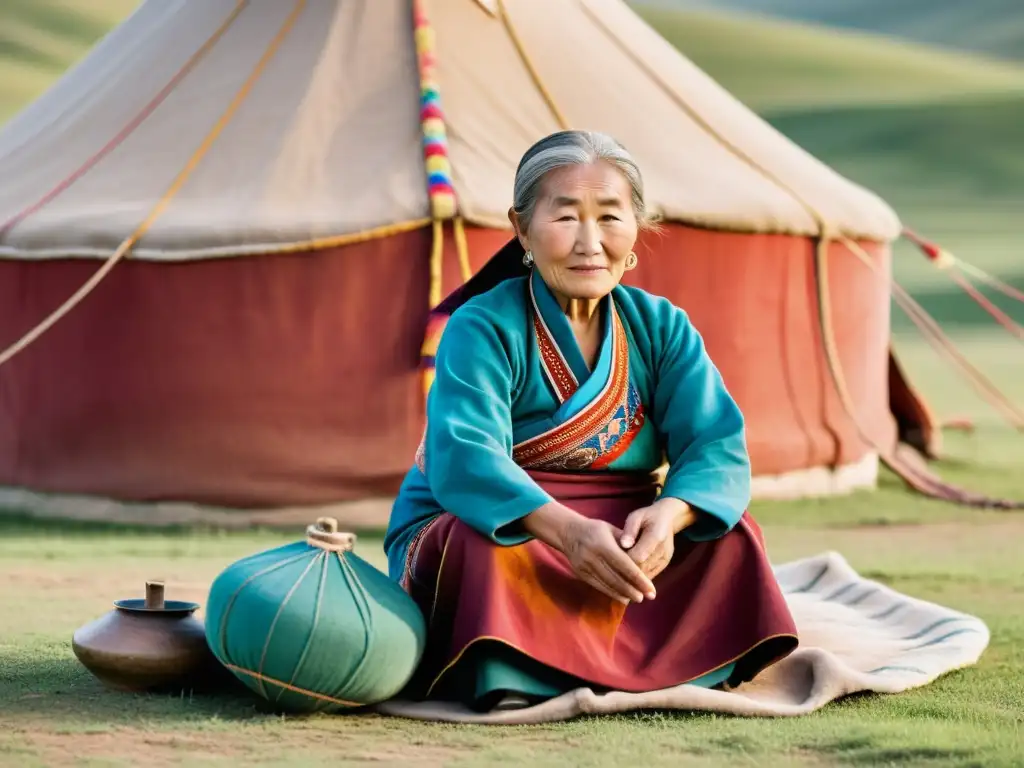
[{"x1": 384, "y1": 130, "x2": 798, "y2": 712}]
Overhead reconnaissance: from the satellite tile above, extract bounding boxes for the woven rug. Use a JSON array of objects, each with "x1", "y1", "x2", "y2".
[{"x1": 376, "y1": 551, "x2": 989, "y2": 724}]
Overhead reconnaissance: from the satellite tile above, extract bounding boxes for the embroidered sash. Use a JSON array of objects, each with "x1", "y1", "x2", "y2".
[
  {"x1": 512, "y1": 278, "x2": 645, "y2": 471},
  {"x1": 414, "y1": 275, "x2": 646, "y2": 476}
]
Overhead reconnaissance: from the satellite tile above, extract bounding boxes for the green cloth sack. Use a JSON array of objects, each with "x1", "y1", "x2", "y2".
[{"x1": 204, "y1": 517, "x2": 426, "y2": 713}]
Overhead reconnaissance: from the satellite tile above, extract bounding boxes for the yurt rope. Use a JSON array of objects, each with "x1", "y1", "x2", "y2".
[
  {"x1": 412, "y1": 0, "x2": 472, "y2": 311},
  {"x1": 901, "y1": 228, "x2": 1024, "y2": 343},
  {"x1": 544, "y1": 5, "x2": 1022, "y2": 508},
  {"x1": 253, "y1": 218, "x2": 433, "y2": 256},
  {"x1": 955, "y1": 260, "x2": 1024, "y2": 304},
  {"x1": 496, "y1": 0, "x2": 570, "y2": 130},
  {"x1": 0, "y1": 0, "x2": 305, "y2": 370},
  {"x1": 452, "y1": 216, "x2": 472, "y2": 283},
  {"x1": 428, "y1": 220, "x2": 445, "y2": 308},
  {"x1": 0, "y1": 0, "x2": 249, "y2": 240},
  {"x1": 947, "y1": 270, "x2": 1024, "y2": 342},
  {"x1": 821, "y1": 237, "x2": 1020, "y2": 507},
  {"x1": 840, "y1": 236, "x2": 1024, "y2": 430}
]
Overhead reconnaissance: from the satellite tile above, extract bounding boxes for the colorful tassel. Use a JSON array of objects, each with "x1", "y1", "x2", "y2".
[
  {"x1": 413, "y1": 0, "x2": 457, "y2": 221},
  {"x1": 412, "y1": 0, "x2": 470, "y2": 401},
  {"x1": 419, "y1": 312, "x2": 450, "y2": 399}
]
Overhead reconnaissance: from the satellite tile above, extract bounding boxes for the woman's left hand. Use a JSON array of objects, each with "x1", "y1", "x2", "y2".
[{"x1": 618, "y1": 498, "x2": 697, "y2": 585}]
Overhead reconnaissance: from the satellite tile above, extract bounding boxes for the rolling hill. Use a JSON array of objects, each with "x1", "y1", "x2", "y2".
[
  {"x1": 645, "y1": 0, "x2": 1024, "y2": 62},
  {"x1": 4, "y1": 1, "x2": 1024, "y2": 119},
  {"x1": 629, "y1": 4, "x2": 1024, "y2": 112},
  {"x1": 0, "y1": 0, "x2": 138, "y2": 122},
  {"x1": 625, "y1": 5, "x2": 1024, "y2": 246},
  {"x1": 624, "y1": 5, "x2": 1024, "y2": 223}
]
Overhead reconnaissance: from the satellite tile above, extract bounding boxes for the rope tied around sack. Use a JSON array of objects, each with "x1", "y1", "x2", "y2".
[{"x1": 306, "y1": 517, "x2": 357, "y2": 553}]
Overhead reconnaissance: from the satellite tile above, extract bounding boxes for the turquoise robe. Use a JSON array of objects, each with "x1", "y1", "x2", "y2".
[{"x1": 383, "y1": 269, "x2": 752, "y2": 704}]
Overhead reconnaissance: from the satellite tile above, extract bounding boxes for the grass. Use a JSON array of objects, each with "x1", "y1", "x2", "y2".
[
  {"x1": 1, "y1": 2, "x2": 1023, "y2": 765},
  {"x1": 1, "y1": 428, "x2": 1022, "y2": 766},
  {"x1": 1, "y1": 430, "x2": 1021, "y2": 762}
]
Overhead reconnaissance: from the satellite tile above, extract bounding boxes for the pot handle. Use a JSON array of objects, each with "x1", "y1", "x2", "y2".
[{"x1": 145, "y1": 581, "x2": 165, "y2": 609}]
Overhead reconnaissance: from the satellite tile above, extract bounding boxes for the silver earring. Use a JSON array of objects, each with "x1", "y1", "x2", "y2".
[{"x1": 522, "y1": 250, "x2": 534, "y2": 268}]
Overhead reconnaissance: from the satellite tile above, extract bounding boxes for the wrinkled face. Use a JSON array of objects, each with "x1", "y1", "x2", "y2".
[{"x1": 510, "y1": 161, "x2": 639, "y2": 303}]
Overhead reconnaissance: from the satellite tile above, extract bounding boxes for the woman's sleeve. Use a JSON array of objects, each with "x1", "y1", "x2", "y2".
[
  {"x1": 650, "y1": 303, "x2": 751, "y2": 541},
  {"x1": 422, "y1": 306, "x2": 554, "y2": 545}
]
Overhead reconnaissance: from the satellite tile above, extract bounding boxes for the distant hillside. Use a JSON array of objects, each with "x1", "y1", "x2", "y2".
[
  {"x1": 0, "y1": 0, "x2": 138, "y2": 121},
  {"x1": 623, "y1": 5, "x2": 1024, "y2": 209},
  {"x1": 3, "y1": 0, "x2": 1023, "y2": 220},
  {"x1": 5, "y1": 1, "x2": 1024, "y2": 120},
  {"x1": 630, "y1": 4, "x2": 1024, "y2": 113},
  {"x1": 769, "y1": 96, "x2": 1024, "y2": 213},
  {"x1": 643, "y1": 0, "x2": 1024, "y2": 62}
]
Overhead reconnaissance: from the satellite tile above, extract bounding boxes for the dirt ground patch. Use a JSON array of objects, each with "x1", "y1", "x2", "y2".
[
  {"x1": 0, "y1": 567, "x2": 210, "y2": 597},
  {"x1": 1, "y1": 518, "x2": 1020, "y2": 631},
  {"x1": 4, "y1": 718, "x2": 479, "y2": 767},
  {"x1": 762, "y1": 518, "x2": 1024, "y2": 579}
]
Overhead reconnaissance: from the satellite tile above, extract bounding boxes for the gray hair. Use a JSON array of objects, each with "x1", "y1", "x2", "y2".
[{"x1": 512, "y1": 130, "x2": 653, "y2": 234}]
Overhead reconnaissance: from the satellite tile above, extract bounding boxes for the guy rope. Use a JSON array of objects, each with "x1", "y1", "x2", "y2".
[{"x1": 0, "y1": 0, "x2": 303, "y2": 369}]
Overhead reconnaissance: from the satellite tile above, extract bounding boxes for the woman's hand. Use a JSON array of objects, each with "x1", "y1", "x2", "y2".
[
  {"x1": 560, "y1": 515, "x2": 657, "y2": 605},
  {"x1": 522, "y1": 502, "x2": 655, "y2": 605},
  {"x1": 619, "y1": 498, "x2": 697, "y2": 583}
]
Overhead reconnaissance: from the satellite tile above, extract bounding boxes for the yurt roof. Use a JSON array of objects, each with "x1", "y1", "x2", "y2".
[{"x1": 0, "y1": 0, "x2": 902, "y2": 262}]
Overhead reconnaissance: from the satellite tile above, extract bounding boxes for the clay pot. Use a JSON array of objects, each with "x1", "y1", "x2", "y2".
[{"x1": 72, "y1": 581, "x2": 224, "y2": 693}]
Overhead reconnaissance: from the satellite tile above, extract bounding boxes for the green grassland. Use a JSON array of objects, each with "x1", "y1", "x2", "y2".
[
  {"x1": 632, "y1": 4, "x2": 1024, "y2": 111},
  {"x1": 646, "y1": 0, "x2": 1024, "y2": 62},
  {"x1": 1, "y1": 2, "x2": 1023, "y2": 766},
  {"x1": 1, "y1": 446, "x2": 1023, "y2": 768}
]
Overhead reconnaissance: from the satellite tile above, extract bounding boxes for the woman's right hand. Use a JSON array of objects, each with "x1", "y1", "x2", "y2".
[
  {"x1": 559, "y1": 516, "x2": 656, "y2": 605},
  {"x1": 522, "y1": 502, "x2": 655, "y2": 605}
]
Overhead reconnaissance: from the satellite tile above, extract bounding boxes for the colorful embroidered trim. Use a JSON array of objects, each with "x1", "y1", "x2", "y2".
[
  {"x1": 529, "y1": 279, "x2": 579, "y2": 402},
  {"x1": 513, "y1": 302, "x2": 646, "y2": 470},
  {"x1": 414, "y1": 423, "x2": 428, "y2": 475},
  {"x1": 589, "y1": 383, "x2": 645, "y2": 470},
  {"x1": 399, "y1": 514, "x2": 440, "y2": 593},
  {"x1": 413, "y1": 299, "x2": 645, "y2": 474},
  {"x1": 413, "y1": 0, "x2": 456, "y2": 221}
]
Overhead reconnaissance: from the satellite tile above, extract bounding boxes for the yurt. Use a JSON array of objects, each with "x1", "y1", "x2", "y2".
[{"x1": 0, "y1": 0, "x2": 938, "y2": 525}]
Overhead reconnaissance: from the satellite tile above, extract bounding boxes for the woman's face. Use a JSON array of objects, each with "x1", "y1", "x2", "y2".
[{"x1": 511, "y1": 161, "x2": 639, "y2": 304}]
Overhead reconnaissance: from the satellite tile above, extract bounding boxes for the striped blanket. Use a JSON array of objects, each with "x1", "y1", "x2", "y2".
[{"x1": 376, "y1": 551, "x2": 990, "y2": 724}]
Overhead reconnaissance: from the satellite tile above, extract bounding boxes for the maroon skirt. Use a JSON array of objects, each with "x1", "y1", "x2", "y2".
[{"x1": 402, "y1": 470, "x2": 798, "y2": 699}]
